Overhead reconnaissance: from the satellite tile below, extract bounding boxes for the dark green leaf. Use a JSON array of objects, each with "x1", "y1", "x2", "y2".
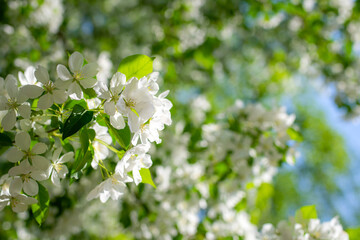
[
  {"x1": 62, "y1": 104, "x2": 93, "y2": 140},
  {"x1": 71, "y1": 128, "x2": 93, "y2": 173},
  {"x1": 31, "y1": 183, "x2": 50, "y2": 226},
  {"x1": 0, "y1": 133, "x2": 12, "y2": 146},
  {"x1": 118, "y1": 54, "x2": 154, "y2": 79}
]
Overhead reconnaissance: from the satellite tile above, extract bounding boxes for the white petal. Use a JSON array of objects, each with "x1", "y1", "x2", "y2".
[
  {"x1": 32, "y1": 156, "x2": 50, "y2": 171},
  {"x1": 2, "y1": 109, "x2": 16, "y2": 131},
  {"x1": 56, "y1": 64, "x2": 72, "y2": 81},
  {"x1": 12, "y1": 202, "x2": 28, "y2": 212},
  {"x1": 104, "y1": 101, "x2": 116, "y2": 116},
  {"x1": 24, "y1": 66, "x2": 36, "y2": 84},
  {"x1": 16, "y1": 194, "x2": 37, "y2": 205},
  {"x1": 19, "y1": 119, "x2": 32, "y2": 131},
  {"x1": 57, "y1": 165, "x2": 68, "y2": 178},
  {"x1": 99, "y1": 191, "x2": 110, "y2": 203},
  {"x1": 18, "y1": 71, "x2": 27, "y2": 86},
  {"x1": 53, "y1": 90, "x2": 68, "y2": 104},
  {"x1": 34, "y1": 65, "x2": 49, "y2": 84},
  {"x1": 79, "y1": 77, "x2": 97, "y2": 89},
  {"x1": 81, "y1": 63, "x2": 98, "y2": 78},
  {"x1": 136, "y1": 101, "x2": 155, "y2": 121},
  {"x1": 31, "y1": 170, "x2": 50, "y2": 181},
  {"x1": 110, "y1": 72, "x2": 126, "y2": 90},
  {"x1": 68, "y1": 82, "x2": 83, "y2": 100},
  {"x1": 5, "y1": 75, "x2": 18, "y2": 99},
  {"x1": 15, "y1": 132, "x2": 31, "y2": 151},
  {"x1": 23, "y1": 179, "x2": 38, "y2": 196},
  {"x1": 69, "y1": 52, "x2": 84, "y2": 73},
  {"x1": 7, "y1": 147, "x2": 25, "y2": 163},
  {"x1": 52, "y1": 148, "x2": 62, "y2": 162},
  {"x1": 8, "y1": 161, "x2": 30, "y2": 176},
  {"x1": 32, "y1": 142, "x2": 47, "y2": 154},
  {"x1": 0, "y1": 96, "x2": 8, "y2": 110},
  {"x1": 58, "y1": 152, "x2": 73, "y2": 164},
  {"x1": 110, "y1": 112, "x2": 125, "y2": 130},
  {"x1": 20, "y1": 85, "x2": 44, "y2": 99},
  {"x1": 133, "y1": 168, "x2": 142, "y2": 185},
  {"x1": 9, "y1": 177, "x2": 23, "y2": 195},
  {"x1": 18, "y1": 103, "x2": 31, "y2": 119},
  {"x1": 128, "y1": 111, "x2": 140, "y2": 133},
  {"x1": 51, "y1": 171, "x2": 60, "y2": 186},
  {"x1": 37, "y1": 93, "x2": 53, "y2": 110}
]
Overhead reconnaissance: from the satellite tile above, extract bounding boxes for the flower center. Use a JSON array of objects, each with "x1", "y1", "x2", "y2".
[
  {"x1": 73, "y1": 72, "x2": 82, "y2": 81},
  {"x1": 21, "y1": 173, "x2": 31, "y2": 183},
  {"x1": 53, "y1": 163, "x2": 63, "y2": 173},
  {"x1": 44, "y1": 81, "x2": 55, "y2": 94},
  {"x1": 124, "y1": 98, "x2": 136, "y2": 108},
  {"x1": 7, "y1": 98, "x2": 19, "y2": 110}
]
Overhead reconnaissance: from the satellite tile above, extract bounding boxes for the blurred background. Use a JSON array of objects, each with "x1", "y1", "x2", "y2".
[{"x1": 0, "y1": 0, "x2": 360, "y2": 239}]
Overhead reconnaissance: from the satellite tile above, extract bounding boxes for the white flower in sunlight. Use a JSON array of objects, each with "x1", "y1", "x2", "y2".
[
  {"x1": 131, "y1": 90, "x2": 172, "y2": 145},
  {"x1": 86, "y1": 172, "x2": 133, "y2": 203},
  {"x1": 138, "y1": 72, "x2": 160, "y2": 95},
  {"x1": 0, "y1": 75, "x2": 30, "y2": 131},
  {"x1": 308, "y1": 217, "x2": 349, "y2": 240},
  {"x1": 117, "y1": 78, "x2": 155, "y2": 132},
  {"x1": 91, "y1": 123, "x2": 112, "y2": 169},
  {"x1": 97, "y1": 72, "x2": 126, "y2": 129},
  {"x1": 56, "y1": 51, "x2": 98, "y2": 100},
  {"x1": 18, "y1": 66, "x2": 44, "y2": 99},
  {"x1": 116, "y1": 144, "x2": 152, "y2": 185},
  {"x1": 34, "y1": 65, "x2": 68, "y2": 109},
  {"x1": 48, "y1": 148, "x2": 73, "y2": 186}
]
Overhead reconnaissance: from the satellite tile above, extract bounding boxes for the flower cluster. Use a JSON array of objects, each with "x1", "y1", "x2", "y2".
[
  {"x1": 202, "y1": 100, "x2": 297, "y2": 186},
  {"x1": 0, "y1": 52, "x2": 172, "y2": 217},
  {"x1": 260, "y1": 214, "x2": 348, "y2": 240}
]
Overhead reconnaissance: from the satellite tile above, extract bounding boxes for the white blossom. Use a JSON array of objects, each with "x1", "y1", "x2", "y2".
[
  {"x1": 97, "y1": 72, "x2": 126, "y2": 129},
  {"x1": 48, "y1": 148, "x2": 73, "y2": 186},
  {"x1": 34, "y1": 65, "x2": 68, "y2": 109},
  {"x1": 116, "y1": 144, "x2": 152, "y2": 185},
  {"x1": 56, "y1": 51, "x2": 98, "y2": 100},
  {"x1": 0, "y1": 75, "x2": 30, "y2": 131},
  {"x1": 86, "y1": 172, "x2": 133, "y2": 203},
  {"x1": 117, "y1": 78, "x2": 155, "y2": 133}
]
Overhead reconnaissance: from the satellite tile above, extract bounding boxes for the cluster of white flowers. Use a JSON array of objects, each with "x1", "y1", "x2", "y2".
[
  {"x1": 202, "y1": 100, "x2": 297, "y2": 186},
  {"x1": 104, "y1": 98, "x2": 300, "y2": 239},
  {"x1": 259, "y1": 216, "x2": 349, "y2": 240},
  {"x1": 0, "y1": 51, "x2": 172, "y2": 215}
]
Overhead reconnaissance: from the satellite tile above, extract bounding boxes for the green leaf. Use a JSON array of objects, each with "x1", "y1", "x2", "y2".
[
  {"x1": 287, "y1": 128, "x2": 303, "y2": 142},
  {"x1": 31, "y1": 183, "x2": 50, "y2": 226},
  {"x1": 62, "y1": 104, "x2": 93, "y2": 140},
  {"x1": 295, "y1": 205, "x2": 318, "y2": 225},
  {"x1": 347, "y1": 228, "x2": 360, "y2": 240},
  {"x1": 139, "y1": 168, "x2": 156, "y2": 189},
  {"x1": 82, "y1": 87, "x2": 98, "y2": 99},
  {"x1": 64, "y1": 99, "x2": 87, "y2": 110},
  {"x1": 71, "y1": 128, "x2": 93, "y2": 173},
  {"x1": 118, "y1": 54, "x2": 154, "y2": 79},
  {"x1": 0, "y1": 133, "x2": 12, "y2": 146}
]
